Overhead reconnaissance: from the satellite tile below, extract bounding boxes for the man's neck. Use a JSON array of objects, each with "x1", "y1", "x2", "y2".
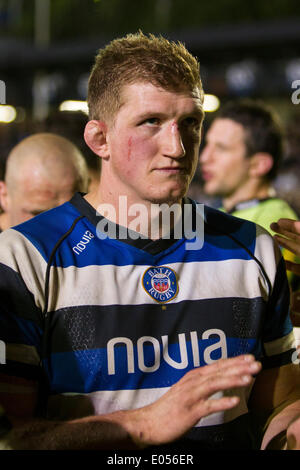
[
  {"x1": 84, "y1": 188, "x2": 184, "y2": 240},
  {"x1": 222, "y1": 182, "x2": 275, "y2": 212}
]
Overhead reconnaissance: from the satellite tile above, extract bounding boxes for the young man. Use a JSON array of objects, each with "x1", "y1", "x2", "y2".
[
  {"x1": 199, "y1": 100, "x2": 297, "y2": 226},
  {"x1": 199, "y1": 100, "x2": 299, "y2": 289},
  {"x1": 0, "y1": 32, "x2": 299, "y2": 451}
]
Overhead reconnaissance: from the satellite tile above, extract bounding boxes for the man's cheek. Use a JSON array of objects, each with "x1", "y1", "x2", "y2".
[
  {"x1": 127, "y1": 137, "x2": 133, "y2": 162},
  {"x1": 129, "y1": 134, "x2": 156, "y2": 159}
]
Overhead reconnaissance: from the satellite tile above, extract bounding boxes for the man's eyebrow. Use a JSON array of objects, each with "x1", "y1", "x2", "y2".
[
  {"x1": 135, "y1": 107, "x2": 204, "y2": 122},
  {"x1": 135, "y1": 111, "x2": 166, "y2": 121}
]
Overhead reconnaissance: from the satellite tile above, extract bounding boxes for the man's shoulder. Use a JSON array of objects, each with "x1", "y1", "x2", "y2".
[
  {"x1": 229, "y1": 197, "x2": 298, "y2": 234},
  {"x1": 0, "y1": 199, "x2": 83, "y2": 262},
  {"x1": 201, "y1": 202, "x2": 276, "y2": 257},
  {"x1": 203, "y1": 203, "x2": 258, "y2": 234},
  {"x1": 234, "y1": 197, "x2": 297, "y2": 220},
  {"x1": 263, "y1": 197, "x2": 299, "y2": 218}
]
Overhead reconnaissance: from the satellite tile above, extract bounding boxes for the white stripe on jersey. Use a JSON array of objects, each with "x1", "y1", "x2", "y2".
[
  {"x1": 47, "y1": 385, "x2": 250, "y2": 427},
  {"x1": 0, "y1": 222, "x2": 278, "y2": 314},
  {"x1": 254, "y1": 225, "x2": 281, "y2": 274},
  {"x1": 0, "y1": 229, "x2": 47, "y2": 310},
  {"x1": 46, "y1": 258, "x2": 271, "y2": 311},
  {"x1": 264, "y1": 330, "x2": 295, "y2": 357}
]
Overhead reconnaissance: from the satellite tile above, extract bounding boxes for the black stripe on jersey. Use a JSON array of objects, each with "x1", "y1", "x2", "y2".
[
  {"x1": 46, "y1": 297, "x2": 266, "y2": 354},
  {"x1": 0, "y1": 360, "x2": 42, "y2": 381},
  {"x1": 0, "y1": 263, "x2": 43, "y2": 326}
]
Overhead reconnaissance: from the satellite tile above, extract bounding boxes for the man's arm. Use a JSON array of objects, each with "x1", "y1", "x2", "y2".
[
  {"x1": 248, "y1": 227, "x2": 300, "y2": 449},
  {"x1": 2, "y1": 355, "x2": 261, "y2": 450},
  {"x1": 249, "y1": 361, "x2": 300, "y2": 450}
]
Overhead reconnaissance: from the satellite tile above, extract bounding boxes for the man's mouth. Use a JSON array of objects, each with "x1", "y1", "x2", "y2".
[
  {"x1": 201, "y1": 169, "x2": 213, "y2": 181},
  {"x1": 155, "y1": 167, "x2": 186, "y2": 174}
]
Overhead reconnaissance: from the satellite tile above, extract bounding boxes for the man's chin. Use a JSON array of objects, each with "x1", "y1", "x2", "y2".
[
  {"x1": 203, "y1": 183, "x2": 218, "y2": 197},
  {"x1": 146, "y1": 187, "x2": 187, "y2": 205}
]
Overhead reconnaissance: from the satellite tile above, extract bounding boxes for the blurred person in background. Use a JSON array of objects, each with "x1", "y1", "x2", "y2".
[
  {"x1": 199, "y1": 99, "x2": 299, "y2": 291},
  {"x1": 0, "y1": 132, "x2": 88, "y2": 231}
]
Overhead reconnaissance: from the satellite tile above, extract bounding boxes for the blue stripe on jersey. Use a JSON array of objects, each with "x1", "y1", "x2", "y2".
[
  {"x1": 12, "y1": 201, "x2": 82, "y2": 262},
  {"x1": 12, "y1": 200, "x2": 258, "y2": 268},
  {"x1": 45, "y1": 337, "x2": 259, "y2": 394}
]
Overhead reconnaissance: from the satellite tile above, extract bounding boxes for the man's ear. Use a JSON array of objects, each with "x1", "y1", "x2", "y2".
[
  {"x1": 0, "y1": 181, "x2": 9, "y2": 212},
  {"x1": 249, "y1": 152, "x2": 274, "y2": 178},
  {"x1": 84, "y1": 120, "x2": 110, "y2": 158}
]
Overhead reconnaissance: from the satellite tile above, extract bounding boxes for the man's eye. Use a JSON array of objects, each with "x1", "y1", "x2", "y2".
[
  {"x1": 216, "y1": 144, "x2": 228, "y2": 151},
  {"x1": 182, "y1": 117, "x2": 200, "y2": 128},
  {"x1": 140, "y1": 117, "x2": 160, "y2": 126}
]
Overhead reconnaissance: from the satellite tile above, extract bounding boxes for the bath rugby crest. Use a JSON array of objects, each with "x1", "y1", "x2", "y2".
[{"x1": 142, "y1": 266, "x2": 178, "y2": 303}]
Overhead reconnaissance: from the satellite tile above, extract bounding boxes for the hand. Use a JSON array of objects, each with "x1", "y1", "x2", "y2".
[
  {"x1": 270, "y1": 218, "x2": 300, "y2": 318},
  {"x1": 270, "y1": 219, "x2": 300, "y2": 276},
  {"x1": 120, "y1": 354, "x2": 261, "y2": 447}
]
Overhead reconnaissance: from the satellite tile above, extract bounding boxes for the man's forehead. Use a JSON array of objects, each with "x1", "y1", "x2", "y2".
[
  {"x1": 119, "y1": 81, "x2": 204, "y2": 113},
  {"x1": 13, "y1": 170, "x2": 76, "y2": 196},
  {"x1": 208, "y1": 118, "x2": 246, "y2": 142}
]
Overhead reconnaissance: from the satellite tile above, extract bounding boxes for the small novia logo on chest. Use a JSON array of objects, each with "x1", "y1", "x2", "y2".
[{"x1": 72, "y1": 230, "x2": 94, "y2": 255}]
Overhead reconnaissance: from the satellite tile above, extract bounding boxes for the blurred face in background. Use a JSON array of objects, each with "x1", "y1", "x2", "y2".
[
  {"x1": 199, "y1": 118, "x2": 251, "y2": 198},
  {"x1": 0, "y1": 157, "x2": 79, "y2": 228}
]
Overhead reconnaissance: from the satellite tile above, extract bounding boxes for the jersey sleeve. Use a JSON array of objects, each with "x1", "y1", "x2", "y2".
[
  {"x1": 0, "y1": 229, "x2": 45, "y2": 418},
  {"x1": 260, "y1": 245, "x2": 296, "y2": 369}
]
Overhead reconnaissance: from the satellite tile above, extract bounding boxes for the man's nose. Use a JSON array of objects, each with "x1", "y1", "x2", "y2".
[{"x1": 162, "y1": 122, "x2": 186, "y2": 158}]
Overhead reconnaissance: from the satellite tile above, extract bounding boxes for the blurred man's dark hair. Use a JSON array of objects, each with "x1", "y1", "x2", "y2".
[{"x1": 217, "y1": 99, "x2": 284, "y2": 181}]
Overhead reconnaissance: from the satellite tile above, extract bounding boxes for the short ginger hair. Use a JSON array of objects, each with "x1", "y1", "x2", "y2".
[{"x1": 88, "y1": 31, "x2": 204, "y2": 123}]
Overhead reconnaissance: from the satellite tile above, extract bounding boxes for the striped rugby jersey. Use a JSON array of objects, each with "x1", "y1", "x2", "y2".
[{"x1": 0, "y1": 193, "x2": 295, "y2": 449}]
